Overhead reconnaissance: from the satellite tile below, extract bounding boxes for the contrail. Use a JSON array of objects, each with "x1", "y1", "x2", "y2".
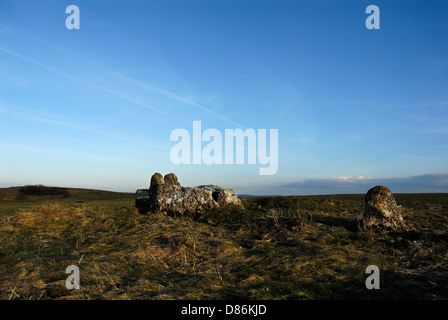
[
  {"x1": 98, "y1": 65, "x2": 248, "y2": 129},
  {"x1": 166, "y1": 92, "x2": 247, "y2": 129},
  {"x1": 143, "y1": 85, "x2": 248, "y2": 129},
  {"x1": 26, "y1": 111, "x2": 168, "y2": 150},
  {"x1": 0, "y1": 47, "x2": 176, "y2": 118}
]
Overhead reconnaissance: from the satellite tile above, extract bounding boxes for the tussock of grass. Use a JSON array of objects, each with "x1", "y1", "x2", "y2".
[{"x1": 0, "y1": 194, "x2": 447, "y2": 300}]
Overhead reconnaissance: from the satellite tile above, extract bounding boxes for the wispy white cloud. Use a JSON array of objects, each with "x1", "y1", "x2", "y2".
[
  {"x1": 1, "y1": 47, "x2": 247, "y2": 128},
  {"x1": 0, "y1": 140, "x2": 118, "y2": 163},
  {"x1": 29, "y1": 114, "x2": 166, "y2": 149},
  {"x1": 331, "y1": 176, "x2": 373, "y2": 182},
  {"x1": 0, "y1": 47, "x2": 176, "y2": 119},
  {"x1": 2, "y1": 104, "x2": 168, "y2": 151},
  {"x1": 99, "y1": 67, "x2": 247, "y2": 129},
  {"x1": 418, "y1": 127, "x2": 448, "y2": 134},
  {"x1": 1, "y1": 74, "x2": 28, "y2": 87},
  {"x1": 297, "y1": 135, "x2": 314, "y2": 145}
]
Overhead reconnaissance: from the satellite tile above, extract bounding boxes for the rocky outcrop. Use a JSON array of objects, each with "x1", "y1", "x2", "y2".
[
  {"x1": 163, "y1": 173, "x2": 180, "y2": 186},
  {"x1": 362, "y1": 186, "x2": 406, "y2": 232},
  {"x1": 195, "y1": 185, "x2": 242, "y2": 206},
  {"x1": 136, "y1": 173, "x2": 242, "y2": 216}
]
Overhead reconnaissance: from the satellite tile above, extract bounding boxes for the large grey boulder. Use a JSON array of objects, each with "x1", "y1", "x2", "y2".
[
  {"x1": 136, "y1": 173, "x2": 242, "y2": 216},
  {"x1": 195, "y1": 185, "x2": 242, "y2": 206},
  {"x1": 362, "y1": 186, "x2": 406, "y2": 232}
]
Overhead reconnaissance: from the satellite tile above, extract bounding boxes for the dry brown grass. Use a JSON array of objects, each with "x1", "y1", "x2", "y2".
[{"x1": 0, "y1": 194, "x2": 447, "y2": 300}]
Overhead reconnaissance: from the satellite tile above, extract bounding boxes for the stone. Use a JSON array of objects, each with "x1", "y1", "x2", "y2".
[
  {"x1": 195, "y1": 185, "x2": 241, "y2": 206},
  {"x1": 218, "y1": 189, "x2": 242, "y2": 206},
  {"x1": 164, "y1": 173, "x2": 180, "y2": 186},
  {"x1": 196, "y1": 185, "x2": 223, "y2": 203},
  {"x1": 362, "y1": 186, "x2": 406, "y2": 232},
  {"x1": 136, "y1": 173, "x2": 243, "y2": 216},
  {"x1": 150, "y1": 173, "x2": 164, "y2": 188}
]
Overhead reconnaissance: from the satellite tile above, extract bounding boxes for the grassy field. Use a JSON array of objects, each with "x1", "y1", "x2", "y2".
[
  {"x1": 0, "y1": 186, "x2": 447, "y2": 300},
  {"x1": 0, "y1": 186, "x2": 136, "y2": 220}
]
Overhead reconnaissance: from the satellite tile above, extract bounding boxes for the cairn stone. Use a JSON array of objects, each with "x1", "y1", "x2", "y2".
[
  {"x1": 164, "y1": 173, "x2": 180, "y2": 186},
  {"x1": 196, "y1": 185, "x2": 242, "y2": 206},
  {"x1": 150, "y1": 173, "x2": 164, "y2": 188},
  {"x1": 136, "y1": 173, "x2": 242, "y2": 216},
  {"x1": 362, "y1": 186, "x2": 405, "y2": 231}
]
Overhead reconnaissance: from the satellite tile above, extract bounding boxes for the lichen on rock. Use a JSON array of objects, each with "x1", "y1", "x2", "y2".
[
  {"x1": 150, "y1": 173, "x2": 164, "y2": 188},
  {"x1": 362, "y1": 185, "x2": 406, "y2": 232},
  {"x1": 136, "y1": 173, "x2": 243, "y2": 216}
]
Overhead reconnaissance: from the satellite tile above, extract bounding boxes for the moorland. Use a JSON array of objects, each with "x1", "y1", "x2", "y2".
[{"x1": 0, "y1": 186, "x2": 447, "y2": 300}]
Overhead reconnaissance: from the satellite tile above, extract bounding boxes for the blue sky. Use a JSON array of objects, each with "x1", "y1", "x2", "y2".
[{"x1": 1, "y1": 0, "x2": 447, "y2": 194}]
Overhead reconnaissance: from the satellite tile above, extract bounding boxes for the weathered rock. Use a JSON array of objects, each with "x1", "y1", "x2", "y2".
[
  {"x1": 196, "y1": 185, "x2": 241, "y2": 206},
  {"x1": 164, "y1": 173, "x2": 180, "y2": 186},
  {"x1": 362, "y1": 186, "x2": 406, "y2": 232},
  {"x1": 136, "y1": 173, "x2": 243, "y2": 216},
  {"x1": 150, "y1": 173, "x2": 164, "y2": 188},
  {"x1": 196, "y1": 185, "x2": 223, "y2": 203}
]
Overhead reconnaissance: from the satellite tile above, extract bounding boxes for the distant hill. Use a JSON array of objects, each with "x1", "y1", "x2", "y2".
[{"x1": 0, "y1": 186, "x2": 136, "y2": 202}]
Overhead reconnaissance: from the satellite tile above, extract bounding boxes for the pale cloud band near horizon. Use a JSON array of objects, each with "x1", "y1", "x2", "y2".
[{"x1": 263, "y1": 173, "x2": 448, "y2": 195}]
